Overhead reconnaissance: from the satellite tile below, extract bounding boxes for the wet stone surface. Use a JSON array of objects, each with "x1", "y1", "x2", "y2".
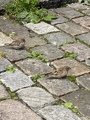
[
  {"x1": 44, "y1": 32, "x2": 75, "y2": 46},
  {"x1": 15, "y1": 58, "x2": 53, "y2": 76},
  {"x1": 0, "y1": 99, "x2": 42, "y2": 120},
  {"x1": 31, "y1": 44, "x2": 64, "y2": 61},
  {"x1": 76, "y1": 73, "x2": 90, "y2": 90},
  {"x1": 0, "y1": 69, "x2": 34, "y2": 92},
  {"x1": 56, "y1": 22, "x2": 88, "y2": 36},
  {"x1": 38, "y1": 105, "x2": 81, "y2": 120},
  {"x1": 61, "y1": 42, "x2": 90, "y2": 61},
  {"x1": 51, "y1": 58, "x2": 90, "y2": 76},
  {"x1": 61, "y1": 89, "x2": 90, "y2": 118},
  {"x1": 17, "y1": 87, "x2": 55, "y2": 112},
  {"x1": 38, "y1": 78, "x2": 79, "y2": 96}
]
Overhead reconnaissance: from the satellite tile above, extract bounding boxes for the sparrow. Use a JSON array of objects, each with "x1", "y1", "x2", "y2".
[
  {"x1": 47, "y1": 66, "x2": 71, "y2": 79},
  {"x1": 4, "y1": 38, "x2": 25, "y2": 50}
]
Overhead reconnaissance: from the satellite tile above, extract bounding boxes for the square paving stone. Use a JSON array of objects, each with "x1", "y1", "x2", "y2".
[
  {"x1": 55, "y1": 7, "x2": 83, "y2": 19},
  {"x1": 76, "y1": 73, "x2": 90, "y2": 90},
  {"x1": 25, "y1": 21, "x2": 59, "y2": 35},
  {"x1": 51, "y1": 58, "x2": 90, "y2": 76},
  {"x1": 15, "y1": 59, "x2": 54, "y2": 77},
  {"x1": 31, "y1": 44, "x2": 64, "y2": 61},
  {"x1": 0, "y1": 47, "x2": 29, "y2": 62},
  {"x1": 73, "y1": 16, "x2": 90, "y2": 30},
  {"x1": 44, "y1": 32, "x2": 75, "y2": 46},
  {"x1": 38, "y1": 78, "x2": 79, "y2": 96},
  {"x1": 0, "y1": 85, "x2": 10, "y2": 99},
  {"x1": 17, "y1": 87, "x2": 55, "y2": 112},
  {"x1": 0, "y1": 32, "x2": 13, "y2": 46},
  {"x1": 0, "y1": 58, "x2": 12, "y2": 72},
  {"x1": 76, "y1": 33, "x2": 90, "y2": 46},
  {"x1": 0, "y1": 99, "x2": 42, "y2": 120},
  {"x1": 61, "y1": 89, "x2": 90, "y2": 118},
  {"x1": 61, "y1": 42, "x2": 90, "y2": 61},
  {"x1": 0, "y1": 69, "x2": 34, "y2": 92},
  {"x1": 56, "y1": 22, "x2": 88, "y2": 36},
  {"x1": 38, "y1": 105, "x2": 81, "y2": 120}
]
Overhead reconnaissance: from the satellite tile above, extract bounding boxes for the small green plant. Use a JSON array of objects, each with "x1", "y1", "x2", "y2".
[
  {"x1": 67, "y1": 76, "x2": 76, "y2": 83},
  {"x1": 0, "y1": 52, "x2": 6, "y2": 58},
  {"x1": 78, "y1": 0, "x2": 90, "y2": 5},
  {"x1": 6, "y1": 66, "x2": 16, "y2": 73},
  {"x1": 32, "y1": 74, "x2": 45, "y2": 82},
  {"x1": 28, "y1": 51, "x2": 47, "y2": 62},
  {"x1": 64, "y1": 52, "x2": 78, "y2": 59},
  {"x1": 0, "y1": 80, "x2": 2, "y2": 85}
]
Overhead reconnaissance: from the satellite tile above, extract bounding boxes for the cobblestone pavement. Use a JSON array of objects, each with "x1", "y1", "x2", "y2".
[{"x1": 0, "y1": 1, "x2": 90, "y2": 120}]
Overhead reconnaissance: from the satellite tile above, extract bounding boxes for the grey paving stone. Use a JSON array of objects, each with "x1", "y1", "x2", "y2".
[
  {"x1": 0, "y1": 85, "x2": 10, "y2": 99},
  {"x1": 51, "y1": 58, "x2": 90, "y2": 76},
  {"x1": 0, "y1": 69, "x2": 34, "y2": 92},
  {"x1": 85, "y1": 59, "x2": 90, "y2": 66},
  {"x1": 61, "y1": 42, "x2": 90, "y2": 61},
  {"x1": 31, "y1": 44, "x2": 64, "y2": 61},
  {"x1": 82, "y1": 9, "x2": 90, "y2": 16},
  {"x1": 51, "y1": 15, "x2": 68, "y2": 25},
  {"x1": 44, "y1": 32, "x2": 75, "y2": 46},
  {"x1": 0, "y1": 99, "x2": 42, "y2": 120},
  {"x1": 55, "y1": 7, "x2": 83, "y2": 19},
  {"x1": 0, "y1": 32, "x2": 13, "y2": 46},
  {"x1": 0, "y1": 0, "x2": 10, "y2": 9},
  {"x1": 38, "y1": 105, "x2": 81, "y2": 120},
  {"x1": 38, "y1": 78, "x2": 79, "y2": 96},
  {"x1": 15, "y1": 59, "x2": 53, "y2": 77},
  {"x1": 56, "y1": 22, "x2": 88, "y2": 36},
  {"x1": 73, "y1": 16, "x2": 90, "y2": 30},
  {"x1": 0, "y1": 47, "x2": 29, "y2": 62},
  {"x1": 17, "y1": 87, "x2": 55, "y2": 111},
  {"x1": 81, "y1": 117, "x2": 89, "y2": 120},
  {"x1": 25, "y1": 21, "x2": 59, "y2": 35},
  {"x1": 0, "y1": 58, "x2": 12, "y2": 72},
  {"x1": 61, "y1": 89, "x2": 90, "y2": 118},
  {"x1": 76, "y1": 33, "x2": 90, "y2": 46},
  {"x1": 76, "y1": 73, "x2": 90, "y2": 90}
]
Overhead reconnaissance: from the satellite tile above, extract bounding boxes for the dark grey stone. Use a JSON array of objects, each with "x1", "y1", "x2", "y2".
[
  {"x1": 17, "y1": 87, "x2": 55, "y2": 112},
  {"x1": 15, "y1": 58, "x2": 53, "y2": 76},
  {"x1": 44, "y1": 32, "x2": 75, "y2": 46},
  {"x1": 56, "y1": 22, "x2": 88, "y2": 36},
  {"x1": 0, "y1": 69, "x2": 34, "y2": 92},
  {"x1": 61, "y1": 89, "x2": 90, "y2": 118},
  {"x1": 76, "y1": 74, "x2": 90, "y2": 90},
  {"x1": 38, "y1": 78, "x2": 79, "y2": 96},
  {"x1": 31, "y1": 44, "x2": 64, "y2": 61}
]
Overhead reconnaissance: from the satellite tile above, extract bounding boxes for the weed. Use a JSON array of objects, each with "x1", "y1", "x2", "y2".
[
  {"x1": 32, "y1": 74, "x2": 45, "y2": 82},
  {"x1": 0, "y1": 52, "x2": 5, "y2": 58},
  {"x1": 64, "y1": 52, "x2": 78, "y2": 59},
  {"x1": 0, "y1": 80, "x2": 2, "y2": 85},
  {"x1": 6, "y1": 66, "x2": 16, "y2": 73},
  {"x1": 67, "y1": 76, "x2": 76, "y2": 83}
]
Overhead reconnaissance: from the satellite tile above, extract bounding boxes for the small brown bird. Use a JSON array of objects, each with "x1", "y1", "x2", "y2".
[
  {"x1": 4, "y1": 38, "x2": 25, "y2": 50},
  {"x1": 47, "y1": 66, "x2": 71, "y2": 79}
]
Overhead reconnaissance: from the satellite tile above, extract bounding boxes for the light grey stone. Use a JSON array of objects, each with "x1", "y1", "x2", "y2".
[
  {"x1": 76, "y1": 73, "x2": 90, "y2": 90},
  {"x1": 82, "y1": 9, "x2": 90, "y2": 16},
  {"x1": 38, "y1": 78, "x2": 79, "y2": 96},
  {"x1": 85, "y1": 59, "x2": 90, "y2": 66},
  {"x1": 61, "y1": 89, "x2": 90, "y2": 118},
  {"x1": 0, "y1": 99, "x2": 42, "y2": 120},
  {"x1": 25, "y1": 22, "x2": 59, "y2": 35},
  {"x1": 17, "y1": 87, "x2": 55, "y2": 111},
  {"x1": 51, "y1": 58, "x2": 90, "y2": 76},
  {"x1": 0, "y1": 69, "x2": 34, "y2": 92},
  {"x1": 38, "y1": 105, "x2": 81, "y2": 120},
  {"x1": 61, "y1": 42, "x2": 90, "y2": 61},
  {"x1": 0, "y1": 85, "x2": 10, "y2": 99},
  {"x1": 44, "y1": 32, "x2": 75, "y2": 46},
  {"x1": 15, "y1": 58, "x2": 53, "y2": 77},
  {"x1": 0, "y1": 58, "x2": 12, "y2": 72},
  {"x1": 56, "y1": 22, "x2": 88, "y2": 36},
  {"x1": 31, "y1": 44, "x2": 64, "y2": 61},
  {"x1": 73, "y1": 16, "x2": 90, "y2": 30}
]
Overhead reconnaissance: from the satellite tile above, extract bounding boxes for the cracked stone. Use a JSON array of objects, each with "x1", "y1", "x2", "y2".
[
  {"x1": 56, "y1": 22, "x2": 88, "y2": 36},
  {"x1": 25, "y1": 21, "x2": 59, "y2": 35},
  {"x1": 17, "y1": 87, "x2": 55, "y2": 112},
  {"x1": 44, "y1": 32, "x2": 75, "y2": 46},
  {"x1": 0, "y1": 69, "x2": 34, "y2": 92},
  {"x1": 38, "y1": 78, "x2": 79, "y2": 96},
  {"x1": 51, "y1": 58, "x2": 90, "y2": 76},
  {"x1": 31, "y1": 44, "x2": 64, "y2": 61}
]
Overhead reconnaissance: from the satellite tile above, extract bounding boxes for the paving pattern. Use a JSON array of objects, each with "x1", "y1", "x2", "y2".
[{"x1": 0, "y1": 1, "x2": 90, "y2": 120}]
